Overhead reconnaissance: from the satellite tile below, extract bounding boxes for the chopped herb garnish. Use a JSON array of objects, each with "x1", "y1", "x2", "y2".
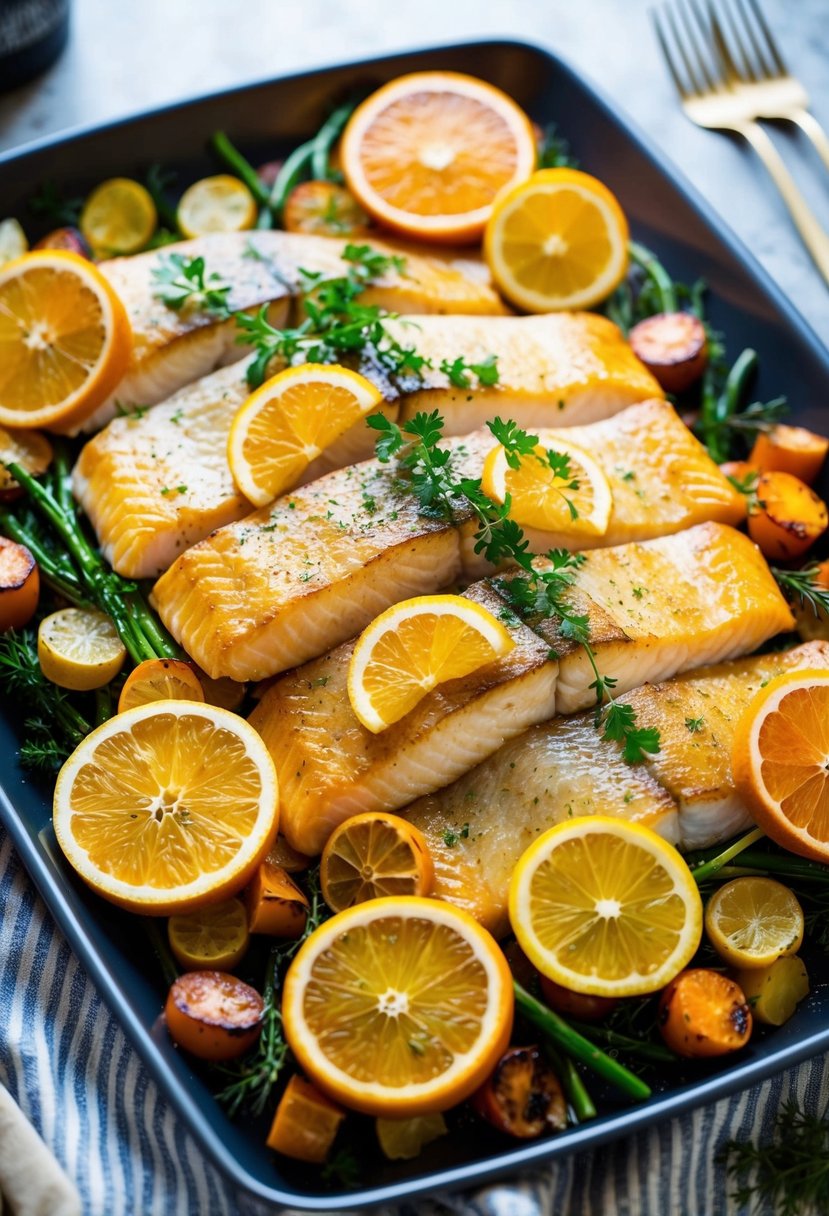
[
  {"x1": 151, "y1": 252, "x2": 233, "y2": 316},
  {"x1": 685, "y1": 716, "x2": 705, "y2": 733},
  {"x1": 439, "y1": 353, "x2": 500, "y2": 388}
]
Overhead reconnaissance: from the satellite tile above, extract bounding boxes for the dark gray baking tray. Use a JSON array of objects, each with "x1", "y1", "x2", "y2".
[{"x1": 2, "y1": 37, "x2": 829, "y2": 1212}]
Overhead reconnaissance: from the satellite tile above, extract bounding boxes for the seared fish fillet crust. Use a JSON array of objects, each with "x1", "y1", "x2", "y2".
[
  {"x1": 249, "y1": 523, "x2": 793, "y2": 855},
  {"x1": 80, "y1": 231, "x2": 509, "y2": 433},
  {"x1": 404, "y1": 642, "x2": 829, "y2": 937},
  {"x1": 151, "y1": 427, "x2": 748, "y2": 673}
]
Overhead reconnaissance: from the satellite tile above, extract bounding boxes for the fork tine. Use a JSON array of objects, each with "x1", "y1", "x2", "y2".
[
  {"x1": 718, "y1": 0, "x2": 760, "y2": 82},
  {"x1": 699, "y1": 0, "x2": 743, "y2": 85},
  {"x1": 674, "y1": 0, "x2": 722, "y2": 92},
  {"x1": 741, "y1": 0, "x2": 788, "y2": 75},
  {"x1": 651, "y1": 8, "x2": 692, "y2": 99}
]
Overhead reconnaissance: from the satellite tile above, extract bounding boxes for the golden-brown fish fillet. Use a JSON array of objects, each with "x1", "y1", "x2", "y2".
[
  {"x1": 73, "y1": 362, "x2": 252, "y2": 576},
  {"x1": 80, "y1": 396, "x2": 742, "y2": 580},
  {"x1": 405, "y1": 642, "x2": 829, "y2": 937},
  {"x1": 151, "y1": 460, "x2": 470, "y2": 680},
  {"x1": 249, "y1": 581, "x2": 558, "y2": 857},
  {"x1": 248, "y1": 524, "x2": 793, "y2": 855},
  {"x1": 76, "y1": 232, "x2": 508, "y2": 434}
]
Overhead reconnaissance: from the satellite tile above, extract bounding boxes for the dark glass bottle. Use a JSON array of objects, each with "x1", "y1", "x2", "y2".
[{"x1": 0, "y1": 0, "x2": 69, "y2": 91}]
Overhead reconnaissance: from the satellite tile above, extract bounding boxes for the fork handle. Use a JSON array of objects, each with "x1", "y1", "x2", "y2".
[
  {"x1": 788, "y1": 108, "x2": 829, "y2": 175},
  {"x1": 739, "y1": 121, "x2": 829, "y2": 284}
]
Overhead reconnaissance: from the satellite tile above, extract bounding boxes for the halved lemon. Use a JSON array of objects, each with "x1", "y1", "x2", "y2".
[
  {"x1": 282, "y1": 896, "x2": 513, "y2": 1115},
  {"x1": 38, "y1": 607, "x2": 126, "y2": 691},
  {"x1": 228, "y1": 363, "x2": 383, "y2": 507},
  {"x1": 704, "y1": 877, "x2": 804, "y2": 970},
  {"x1": 320, "y1": 812, "x2": 434, "y2": 912},
  {"x1": 168, "y1": 897, "x2": 250, "y2": 971},
  {"x1": 177, "y1": 175, "x2": 257, "y2": 239},
  {"x1": 347, "y1": 594, "x2": 515, "y2": 733},
  {"x1": 53, "y1": 701, "x2": 279, "y2": 914},
  {"x1": 341, "y1": 71, "x2": 536, "y2": 243},
  {"x1": 376, "y1": 1114, "x2": 448, "y2": 1160},
  {"x1": 0, "y1": 250, "x2": 133, "y2": 431},
  {"x1": 118, "y1": 657, "x2": 205, "y2": 713},
  {"x1": 80, "y1": 177, "x2": 157, "y2": 255},
  {"x1": 482, "y1": 435, "x2": 612, "y2": 536},
  {"x1": 509, "y1": 817, "x2": 703, "y2": 997},
  {"x1": 484, "y1": 168, "x2": 629, "y2": 311},
  {"x1": 733, "y1": 669, "x2": 829, "y2": 863}
]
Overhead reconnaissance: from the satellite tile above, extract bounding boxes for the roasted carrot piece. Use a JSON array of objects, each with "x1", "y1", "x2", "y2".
[
  {"x1": 658, "y1": 969, "x2": 752, "y2": 1058},
  {"x1": 283, "y1": 180, "x2": 369, "y2": 237},
  {"x1": 164, "y1": 971, "x2": 264, "y2": 1061},
  {"x1": 0, "y1": 537, "x2": 39, "y2": 631},
  {"x1": 628, "y1": 312, "x2": 708, "y2": 394},
  {"x1": 471, "y1": 1045, "x2": 566, "y2": 1138},
  {"x1": 748, "y1": 470, "x2": 828, "y2": 561},
  {"x1": 750, "y1": 424, "x2": 829, "y2": 486},
  {"x1": 245, "y1": 858, "x2": 309, "y2": 936},
  {"x1": 0, "y1": 426, "x2": 52, "y2": 502},
  {"x1": 539, "y1": 976, "x2": 618, "y2": 1023},
  {"x1": 266, "y1": 1075, "x2": 345, "y2": 1162}
]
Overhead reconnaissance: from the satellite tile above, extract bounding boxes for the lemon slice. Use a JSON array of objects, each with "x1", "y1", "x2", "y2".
[
  {"x1": 282, "y1": 896, "x2": 513, "y2": 1116},
  {"x1": 482, "y1": 435, "x2": 612, "y2": 536},
  {"x1": 228, "y1": 363, "x2": 383, "y2": 507},
  {"x1": 80, "y1": 178, "x2": 157, "y2": 255},
  {"x1": 38, "y1": 607, "x2": 126, "y2": 691},
  {"x1": 704, "y1": 877, "x2": 804, "y2": 969},
  {"x1": 509, "y1": 816, "x2": 703, "y2": 997},
  {"x1": 177, "y1": 175, "x2": 257, "y2": 238},
  {"x1": 53, "y1": 701, "x2": 279, "y2": 914},
  {"x1": 484, "y1": 168, "x2": 629, "y2": 311},
  {"x1": 168, "y1": 897, "x2": 250, "y2": 971},
  {"x1": 347, "y1": 594, "x2": 515, "y2": 733},
  {"x1": 0, "y1": 250, "x2": 133, "y2": 431}
]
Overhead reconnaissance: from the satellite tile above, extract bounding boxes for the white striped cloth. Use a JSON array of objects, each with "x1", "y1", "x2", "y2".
[{"x1": 2, "y1": 825, "x2": 827, "y2": 1216}]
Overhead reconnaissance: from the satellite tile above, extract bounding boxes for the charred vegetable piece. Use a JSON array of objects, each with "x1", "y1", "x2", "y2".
[
  {"x1": 658, "y1": 969, "x2": 752, "y2": 1058},
  {"x1": 539, "y1": 976, "x2": 619, "y2": 1023},
  {"x1": 735, "y1": 956, "x2": 810, "y2": 1026},
  {"x1": 628, "y1": 312, "x2": 708, "y2": 394},
  {"x1": 0, "y1": 537, "x2": 39, "y2": 631},
  {"x1": 164, "y1": 970, "x2": 264, "y2": 1061},
  {"x1": 282, "y1": 181, "x2": 369, "y2": 237},
  {"x1": 748, "y1": 470, "x2": 828, "y2": 562},
  {"x1": 266, "y1": 1074, "x2": 345, "y2": 1163},
  {"x1": 749, "y1": 424, "x2": 829, "y2": 486},
  {"x1": 256, "y1": 160, "x2": 285, "y2": 189},
  {"x1": 472, "y1": 1045, "x2": 567, "y2": 1138},
  {"x1": 719, "y1": 460, "x2": 758, "y2": 485},
  {"x1": 245, "y1": 858, "x2": 309, "y2": 936},
  {"x1": 33, "y1": 226, "x2": 93, "y2": 259},
  {"x1": 0, "y1": 426, "x2": 52, "y2": 502}
]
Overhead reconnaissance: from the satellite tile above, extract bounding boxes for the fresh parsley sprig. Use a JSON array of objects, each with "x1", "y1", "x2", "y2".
[
  {"x1": 370, "y1": 410, "x2": 660, "y2": 764},
  {"x1": 151, "y1": 253, "x2": 233, "y2": 317},
  {"x1": 440, "y1": 353, "x2": 500, "y2": 388}
]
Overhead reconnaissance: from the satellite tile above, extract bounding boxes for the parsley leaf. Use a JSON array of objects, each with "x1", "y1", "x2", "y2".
[
  {"x1": 151, "y1": 253, "x2": 232, "y2": 317},
  {"x1": 439, "y1": 354, "x2": 500, "y2": 388}
]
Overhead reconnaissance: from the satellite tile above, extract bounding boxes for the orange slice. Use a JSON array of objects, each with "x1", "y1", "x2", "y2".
[
  {"x1": 347, "y1": 594, "x2": 515, "y2": 733},
  {"x1": 0, "y1": 424, "x2": 52, "y2": 500},
  {"x1": 117, "y1": 657, "x2": 205, "y2": 712},
  {"x1": 177, "y1": 175, "x2": 257, "y2": 238},
  {"x1": 341, "y1": 72, "x2": 536, "y2": 243},
  {"x1": 484, "y1": 168, "x2": 629, "y2": 311},
  {"x1": 227, "y1": 363, "x2": 383, "y2": 506},
  {"x1": 167, "y1": 897, "x2": 250, "y2": 971},
  {"x1": 733, "y1": 669, "x2": 829, "y2": 862},
  {"x1": 0, "y1": 250, "x2": 132, "y2": 431},
  {"x1": 509, "y1": 817, "x2": 703, "y2": 997},
  {"x1": 282, "y1": 896, "x2": 514, "y2": 1115},
  {"x1": 482, "y1": 435, "x2": 612, "y2": 536},
  {"x1": 53, "y1": 701, "x2": 279, "y2": 914},
  {"x1": 320, "y1": 812, "x2": 434, "y2": 912},
  {"x1": 80, "y1": 177, "x2": 157, "y2": 255}
]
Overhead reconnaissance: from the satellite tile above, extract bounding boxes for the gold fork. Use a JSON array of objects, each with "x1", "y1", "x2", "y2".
[
  {"x1": 652, "y1": 0, "x2": 829, "y2": 283},
  {"x1": 715, "y1": 0, "x2": 829, "y2": 172}
]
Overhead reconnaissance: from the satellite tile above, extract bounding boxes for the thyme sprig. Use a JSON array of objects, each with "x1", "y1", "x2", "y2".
[
  {"x1": 720, "y1": 1099, "x2": 829, "y2": 1216},
  {"x1": 370, "y1": 411, "x2": 659, "y2": 764},
  {"x1": 217, "y1": 869, "x2": 327, "y2": 1117},
  {"x1": 772, "y1": 563, "x2": 829, "y2": 618}
]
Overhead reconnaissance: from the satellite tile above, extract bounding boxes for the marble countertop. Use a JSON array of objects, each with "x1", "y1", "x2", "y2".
[{"x1": 0, "y1": 0, "x2": 827, "y2": 347}]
